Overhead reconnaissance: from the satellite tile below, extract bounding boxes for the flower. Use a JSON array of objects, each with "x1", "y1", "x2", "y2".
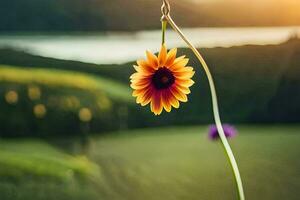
[
  {"x1": 208, "y1": 124, "x2": 237, "y2": 140},
  {"x1": 130, "y1": 44, "x2": 195, "y2": 115}
]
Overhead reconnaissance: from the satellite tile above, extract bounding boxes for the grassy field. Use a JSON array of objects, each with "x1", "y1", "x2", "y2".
[
  {"x1": 90, "y1": 125, "x2": 300, "y2": 200},
  {"x1": 1, "y1": 125, "x2": 298, "y2": 200},
  {"x1": 0, "y1": 139, "x2": 102, "y2": 200}
]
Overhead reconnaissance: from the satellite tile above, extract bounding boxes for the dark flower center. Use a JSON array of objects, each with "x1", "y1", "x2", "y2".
[{"x1": 152, "y1": 67, "x2": 175, "y2": 89}]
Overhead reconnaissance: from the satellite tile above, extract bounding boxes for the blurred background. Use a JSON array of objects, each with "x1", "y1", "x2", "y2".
[{"x1": 0, "y1": 0, "x2": 299, "y2": 200}]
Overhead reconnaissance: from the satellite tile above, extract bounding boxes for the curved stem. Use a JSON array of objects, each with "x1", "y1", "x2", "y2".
[{"x1": 165, "y1": 15, "x2": 245, "y2": 200}]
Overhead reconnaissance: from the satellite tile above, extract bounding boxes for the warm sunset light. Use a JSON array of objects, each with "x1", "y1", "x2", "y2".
[{"x1": 0, "y1": 0, "x2": 299, "y2": 200}]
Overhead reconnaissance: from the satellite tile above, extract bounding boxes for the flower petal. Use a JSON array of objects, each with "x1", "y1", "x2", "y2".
[
  {"x1": 140, "y1": 88, "x2": 153, "y2": 106},
  {"x1": 132, "y1": 89, "x2": 144, "y2": 97},
  {"x1": 161, "y1": 89, "x2": 172, "y2": 112},
  {"x1": 168, "y1": 91, "x2": 180, "y2": 108},
  {"x1": 165, "y1": 48, "x2": 177, "y2": 67},
  {"x1": 130, "y1": 72, "x2": 152, "y2": 82},
  {"x1": 176, "y1": 84, "x2": 191, "y2": 94},
  {"x1": 130, "y1": 79, "x2": 151, "y2": 90},
  {"x1": 136, "y1": 87, "x2": 153, "y2": 105},
  {"x1": 172, "y1": 66, "x2": 194, "y2": 72},
  {"x1": 169, "y1": 58, "x2": 189, "y2": 71},
  {"x1": 129, "y1": 72, "x2": 139, "y2": 80},
  {"x1": 137, "y1": 60, "x2": 156, "y2": 71},
  {"x1": 170, "y1": 86, "x2": 188, "y2": 102},
  {"x1": 175, "y1": 79, "x2": 195, "y2": 88},
  {"x1": 146, "y1": 50, "x2": 159, "y2": 69},
  {"x1": 133, "y1": 65, "x2": 154, "y2": 76},
  {"x1": 150, "y1": 91, "x2": 163, "y2": 115},
  {"x1": 158, "y1": 44, "x2": 167, "y2": 66},
  {"x1": 174, "y1": 70, "x2": 195, "y2": 79},
  {"x1": 130, "y1": 72, "x2": 151, "y2": 80},
  {"x1": 130, "y1": 75, "x2": 151, "y2": 83}
]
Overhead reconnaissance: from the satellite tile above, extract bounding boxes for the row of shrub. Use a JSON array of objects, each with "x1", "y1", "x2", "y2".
[{"x1": 0, "y1": 66, "x2": 132, "y2": 137}]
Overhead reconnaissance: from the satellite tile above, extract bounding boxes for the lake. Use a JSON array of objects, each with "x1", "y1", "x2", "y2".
[{"x1": 0, "y1": 26, "x2": 299, "y2": 64}]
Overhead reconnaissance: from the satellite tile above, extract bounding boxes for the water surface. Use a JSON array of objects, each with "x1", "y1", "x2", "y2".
[{"x1": 0, "y1": 27, "x2": 299, "y2": 64}]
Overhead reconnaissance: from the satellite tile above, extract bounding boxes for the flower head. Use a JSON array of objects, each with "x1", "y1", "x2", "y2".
[
  {"x1": 130, "y1": 44, "x2": 195, "y2": 115},
  {"x1": 208, "y1": 124, "x2": 237, "y2": 140}
]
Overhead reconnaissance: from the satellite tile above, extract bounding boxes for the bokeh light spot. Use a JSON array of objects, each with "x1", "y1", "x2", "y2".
[
  {"x1": 5, "y1": 90, "x2": 19, "y2": 104},
  {"x1": 69, "y1": 96, "x2": 80, "y2": 108},
  {"x1": 78, "y1": 108, "x2": 92, "y2": 122},
  {"x1": 97, "y1": 96, "x2": 112, "y2": 111},
  {"x1": 28, "y1": 85, "x2": 41, "y2": 100},
  {"x1": 34, "y1": 104, "x2": 47, "y2": 118}
]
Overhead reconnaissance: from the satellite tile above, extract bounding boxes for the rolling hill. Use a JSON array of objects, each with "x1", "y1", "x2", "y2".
[
  {"x1": 1, "y1": 0, "x2": 300, "y2": 32},
  {"x1": 0, "y1": 39, "x2": 299, "y2": 136}
]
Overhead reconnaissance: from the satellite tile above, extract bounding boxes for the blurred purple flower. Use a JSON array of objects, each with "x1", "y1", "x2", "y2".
[{"x1": 208, "y1": 124, "x2": 237, "y2": 140}]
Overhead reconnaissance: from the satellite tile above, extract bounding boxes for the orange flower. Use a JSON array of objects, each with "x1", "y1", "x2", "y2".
[{"x1": 130, "y1": 44, "x2": 195, "y2": 115}]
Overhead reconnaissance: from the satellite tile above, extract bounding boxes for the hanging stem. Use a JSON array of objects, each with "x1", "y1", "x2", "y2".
[
  {"x1": 167, "y1": 15, "x2": 245, "y2": 199},
  {"x1": 161, "y1": 20, "x2": 167, "y2": 45},
  {"x1": 161, "y1": 1, "x2": 245, "y2": 199}
]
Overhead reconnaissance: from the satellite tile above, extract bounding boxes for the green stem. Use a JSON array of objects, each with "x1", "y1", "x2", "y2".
[
  {"x1": 161, "y1": 20, "x2": 167, "y2": 45},
  {"x1": 165, "y1": 14, "x2": 245, "y2": 200}
]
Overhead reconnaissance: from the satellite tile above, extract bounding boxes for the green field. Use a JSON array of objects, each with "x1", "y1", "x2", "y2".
[
  {"x1": 0, "y1": 139, "x2": 102, "y2": 200},
  {"x1": 91, "y1": 125, "x2": 300, "y2": 200},
  {"x1": 0, "y1": 125, "x2": 299, "y2": 200}
]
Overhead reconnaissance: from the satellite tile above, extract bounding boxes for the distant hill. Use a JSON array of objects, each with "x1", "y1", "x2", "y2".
[
  {"x1": 1, "y1": 0, "x2": 300, "y2": 32},
  {"x1": 266, "y1": 39, "x2": 300, "y2": 123}
]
